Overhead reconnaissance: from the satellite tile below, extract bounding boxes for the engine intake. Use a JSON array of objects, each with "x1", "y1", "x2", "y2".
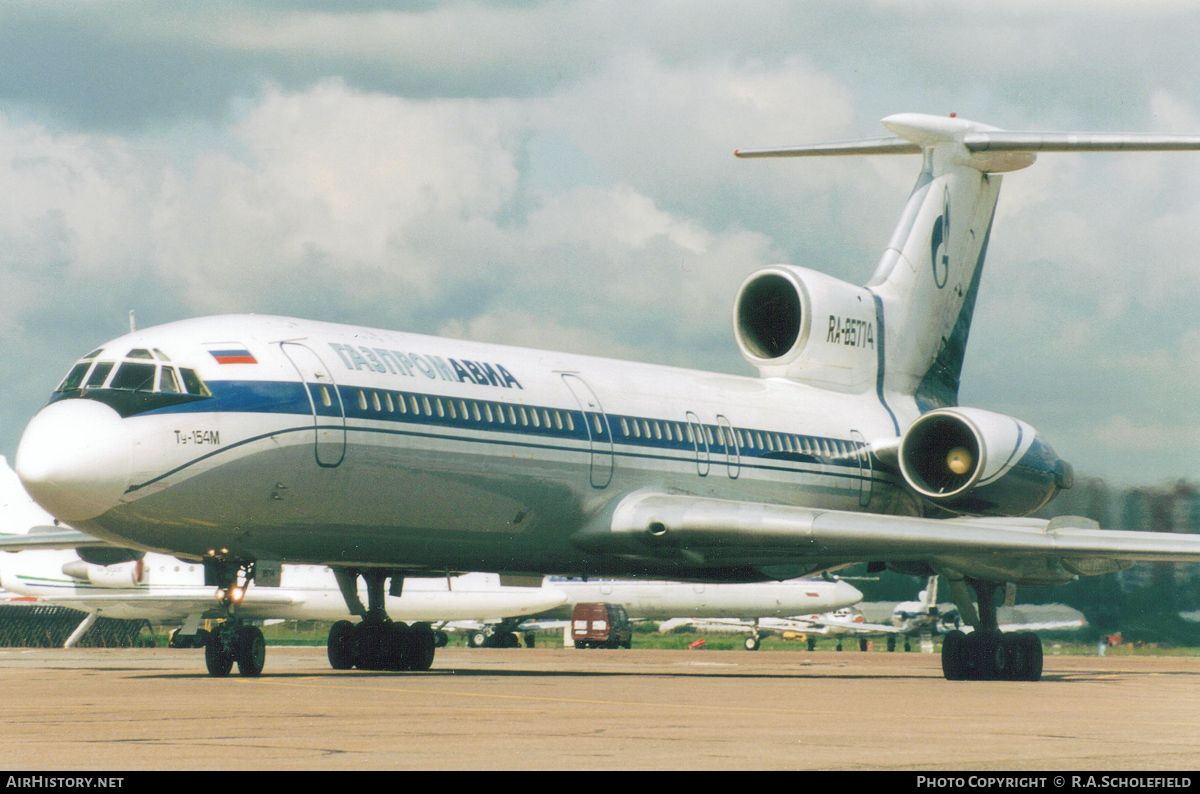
[
  {"x1": 900, "y1": 412, "x2": 982, "y2": 497},
  {"x1": 735, "y1": 272, "x2": 804, "y2": 360},
  {"x1": 898, "y1": 407, "x2": 1070, "y2": 517},
  {"x1": 733, "y1": 265, "x2": 876, "y2": 388}
]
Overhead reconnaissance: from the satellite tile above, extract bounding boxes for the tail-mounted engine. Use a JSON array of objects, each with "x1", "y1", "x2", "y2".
[
  {"x1": 897, "y1": 407, "x2": 1073, "y2": 517},
  {"x1": 733, "y1": 265, "x2": 878, "y2": 389}
]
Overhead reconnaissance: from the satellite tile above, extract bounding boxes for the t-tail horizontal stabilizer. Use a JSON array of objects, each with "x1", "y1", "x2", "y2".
[{"x1": 736, "y1": 113, "x2": 1200, "y2": 168}]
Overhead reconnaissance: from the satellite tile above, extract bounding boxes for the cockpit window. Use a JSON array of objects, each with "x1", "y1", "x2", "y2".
[
  {"x1": 159, "y1": 367, "x2": 181, "y2": 394},
  {"x1": 86, "y1": 362, "x2": 114, "y2": 387},
  {"x1": 179, "y1": 368, "x2": 211, "y2": 396},
  {"x1": 82, "y1": 349, "x2": 102, "y2": 360},
  {"x1": 57, "y1": 363, "x2": 91, "y2": 392},
  {"x1": 51, "y1": 348, "x2": 213, "y2": 416},
  {"x1": 110, "y1": 362, "x2": 157, "y2": 391}
]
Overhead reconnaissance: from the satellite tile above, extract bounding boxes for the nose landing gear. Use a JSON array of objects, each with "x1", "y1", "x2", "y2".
[{"x1": 203, "y1": 558, "x2": 267, "y2": 677}]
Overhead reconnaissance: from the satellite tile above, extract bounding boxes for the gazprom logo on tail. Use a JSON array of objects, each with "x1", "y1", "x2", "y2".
[
  {"x1": 328, "y1": 342, "x2": 522, "y2": 390},
  {"x1": 929, "y1": 185, "x2": 950, "y2": 289}
]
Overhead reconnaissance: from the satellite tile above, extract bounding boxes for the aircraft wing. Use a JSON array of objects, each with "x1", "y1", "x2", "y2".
[
  {"x1": 998, "y1": 620, "x2": 1086, "y2": 633},
  {"x1": 12, "y1": 586, "x2": 306, "y2": 622},
  {"x1": 0, "y1": 527, "x2": 112, "y2": 551},
  {"x1": 591, "y1": 493, "x2": 1200, "y2": 569},
  {"x1": 658, "y1": 617, "x2": 753, "y2": 634},
  {"x1": 793, "y1": 616, "x2": 903, "y2": 634},
  {"x1": 23, "y1": 588, "x2": 302, "y2": 605}
]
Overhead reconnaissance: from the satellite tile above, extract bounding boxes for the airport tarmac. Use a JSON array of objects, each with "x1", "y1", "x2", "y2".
[{"x1": 2, "y1": 646, "x2": 1198, "y2": 771}]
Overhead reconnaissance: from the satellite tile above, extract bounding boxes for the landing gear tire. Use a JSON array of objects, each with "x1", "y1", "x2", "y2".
[
  {"x1": 942, "y1": 629, "x2": 1041, "y2": 681},
  {"x1": 524, "y1": 632, "x2": 536, "y2": 649},
  {"x1": 380, "y1": 622, "x2": 415, "y2": 671},
  {"x1": 353, "y1": 622, "x2": 387, "y2": 670},
  {"x1": 498, "y1": 632, "x2": 520, "y2": 649},
  {"x1": 327, "y1": 620, "x2": 355, "y2": 670},
  {"x1": 233, "y1": 626, "x2": 266, "y2": 677},
  {"x1": 410, "y1": 623, "x2": 437, "y2": 671},
  {"x1": 941, "y1": 630, "x2": 970, "y2": 681},
  {"x1": 744, "y1": 636, "x2": 761, "y2": 651},
  {"x1": 806, "y1": 636, "x2": 817, "y2": 651},
  {"x1": 469, "y1": 631, "x2": 489, "y2": 649},
  {"x1": 1009, "y1": 632, "x2": 1043, "y2": 681},
  {"x1": 971, "y1": 630, "x2": 1008, "y2": 680},
  {"x1": 887, "y1": 636, "x2": 896, "y2": 652},
  {"x1": 205, "y1": 635, "x2": 234, "y2": 677},
  {"x1": 859, "y1": 638, "x2": 869, "y2": 652}
]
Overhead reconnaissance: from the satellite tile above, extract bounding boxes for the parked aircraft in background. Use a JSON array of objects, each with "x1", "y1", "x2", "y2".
[
  {"x1": 670, "y1": 576, "x2": 1084, "y2": 652},
  {"x1": 448, "y1": 574, "x2": 864, "y2": 649},
  {"x1": 0, "y1": 552, "x2": 567, "y2": 658},
  {"x1": 16, "y1": 113, "x2": 1200, "y2": 681}
]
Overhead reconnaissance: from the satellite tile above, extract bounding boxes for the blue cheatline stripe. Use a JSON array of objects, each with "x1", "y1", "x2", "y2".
[
  {"x1": 111, "y1": 379, "x2": 888, "y2": 490},
  {"x1": 129, "y1": 419, "x2": 889, "y2": 494},
  {"x1": 867, "y1": 290, "x2": 900, "y2": 435}
]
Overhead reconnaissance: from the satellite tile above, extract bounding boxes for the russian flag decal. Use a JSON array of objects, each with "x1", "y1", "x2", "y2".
[{"x1": 209, "y1": 348, "x2": 258, "y2": 365}]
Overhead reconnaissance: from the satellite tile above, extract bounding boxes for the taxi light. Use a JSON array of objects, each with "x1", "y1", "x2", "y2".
[{"x1": 230, "y1": 586, "x2": 245, "y2": 603}]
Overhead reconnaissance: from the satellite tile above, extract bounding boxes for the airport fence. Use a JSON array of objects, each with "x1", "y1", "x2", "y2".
[{"x1": 0, "y1": 604, "x2": 151, "y2": 647}]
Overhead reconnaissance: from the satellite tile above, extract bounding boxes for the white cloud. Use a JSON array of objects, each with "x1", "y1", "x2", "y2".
[{"x1": 3, "y1": 3, "x2": 1200, "y2": 485}]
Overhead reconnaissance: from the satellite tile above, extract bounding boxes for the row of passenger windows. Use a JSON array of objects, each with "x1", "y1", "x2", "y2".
[
  {"x1": 345, "y1": 387, "x2": 856, "y2": 460},
  {"x1": 348, "y1": 388, "x2": 583, "y2": 433},
  {"x1": 615, "y1": 417, "x2": 858, "y2": 458}
]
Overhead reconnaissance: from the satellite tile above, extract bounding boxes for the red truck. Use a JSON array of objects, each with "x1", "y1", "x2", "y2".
[{"x1": 571, "y1": 602, "x2": 633, "y2": 649}]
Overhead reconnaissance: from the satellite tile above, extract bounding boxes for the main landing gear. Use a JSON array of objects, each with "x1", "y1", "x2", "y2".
[
  {"x1": 203, "y1": 558, "x2": 266, "y2": 677},
  {"x1": 940, "y1": 579, "x2": 1043, "y2": 681},
  {"x1": 326, "y1": 569, "x2": 437, "y2": 672}
]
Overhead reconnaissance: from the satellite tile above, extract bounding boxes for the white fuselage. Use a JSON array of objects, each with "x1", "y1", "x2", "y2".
[
  {"x1": 16, "y1": 313, "x2": 919, "y2": 580},
  {"x1": 541, "y1": 576, "x2": 862, "y2": 619},
  {"x1": 0, "y1": 552, "x2": 567, "y2": 623}
]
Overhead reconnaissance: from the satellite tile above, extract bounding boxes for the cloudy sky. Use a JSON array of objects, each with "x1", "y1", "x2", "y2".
[{"x1": 2, "y1": 1, "x2": 1200, "y2": 486}]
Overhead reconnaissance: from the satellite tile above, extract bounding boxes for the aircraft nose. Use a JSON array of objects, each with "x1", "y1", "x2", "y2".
[
  {"x1": 833, "y1": 580, "x2": 864, "y2": 608},
  {"x1": 15, "y1": 399, "x2": 131, "y2": 522}
]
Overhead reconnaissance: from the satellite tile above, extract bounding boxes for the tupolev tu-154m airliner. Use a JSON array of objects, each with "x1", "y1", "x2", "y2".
[{"x1": 15, "y1": 112, "x2": 1200, "y2": 681}]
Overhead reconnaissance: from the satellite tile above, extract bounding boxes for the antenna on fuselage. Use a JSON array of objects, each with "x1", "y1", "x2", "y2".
[{"x1": 129, "y1": 310, "x2": 137, "y2": 333}]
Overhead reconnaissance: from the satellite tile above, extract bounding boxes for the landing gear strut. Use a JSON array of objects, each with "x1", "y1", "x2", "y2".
[
  {"x1": 203, "y1": 558, "x2": 266, "y2": 677},
  {"x1": 327, "y1": 569, "x2": 437, "y2": 672},
  {"x1": 941, "y1": 579, "x2": 1043, "y2": 681}
]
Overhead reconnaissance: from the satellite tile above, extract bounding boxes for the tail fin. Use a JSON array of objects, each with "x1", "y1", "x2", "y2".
[{"x1": 737, "y1": 113, "x2": 1200, "y2": 410}]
